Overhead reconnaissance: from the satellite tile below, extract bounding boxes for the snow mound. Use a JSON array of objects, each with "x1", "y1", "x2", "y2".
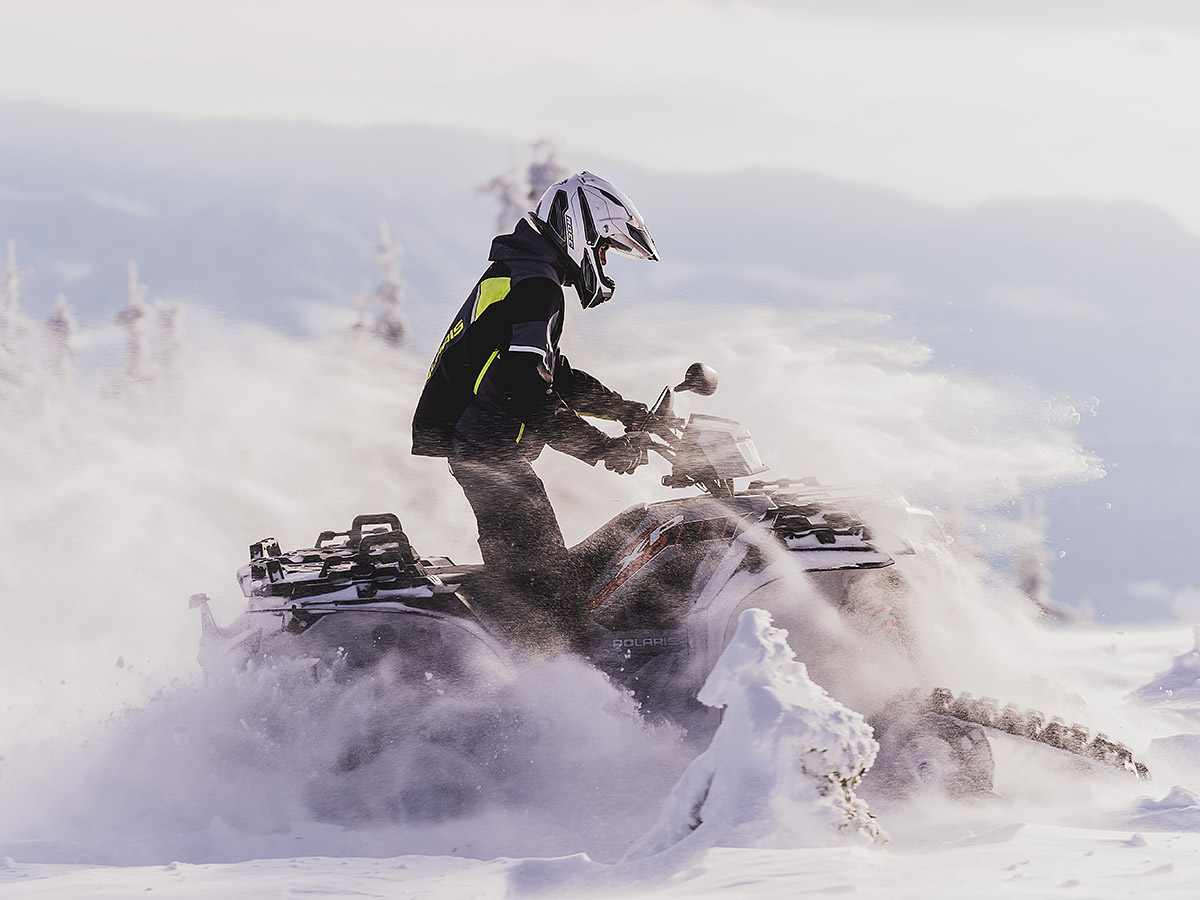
[
  {"x1": 1121, "y1": 786, "x2": 1200, "y2": 832},
  {"x1": 624, "y1": 608, "x2": 883, "y2": 860},
  {"x1": 1130, "y1": 625, "x2": 1200, "y2": 708},
  {"x1": 1145, "y1": 733, "x2": 1200, "y2": 788}
]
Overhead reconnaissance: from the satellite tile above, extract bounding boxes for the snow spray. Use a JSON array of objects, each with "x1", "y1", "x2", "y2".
[
  {"x1": 0, "y1": 300, "x2": 1111, "y2": 863},
  {"x1": 0, "y1": 312, "x2": 688, "y2": 864}
]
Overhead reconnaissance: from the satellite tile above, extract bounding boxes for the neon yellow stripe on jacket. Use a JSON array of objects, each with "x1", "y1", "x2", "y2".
[
  {"x1": 473, "y1": 277, "x2": 511, "y2": 322},
  {"x1": 473, "y1": 349, "x2": 500, "y2": 394}
]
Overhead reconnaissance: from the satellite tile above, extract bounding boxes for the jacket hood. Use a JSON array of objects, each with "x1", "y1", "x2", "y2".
[{"x1": 488, "y1": 218, "x2": 566, "y2": 284}]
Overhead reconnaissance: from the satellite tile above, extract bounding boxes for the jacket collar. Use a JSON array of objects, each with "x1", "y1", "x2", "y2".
[{"x1": 488, "y1": 218, "x2": 566, "y2": 284}]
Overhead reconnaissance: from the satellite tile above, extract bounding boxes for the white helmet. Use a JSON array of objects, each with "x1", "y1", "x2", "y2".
[{"x1": 531, "y1": 172, "x2": 659, "y2": 308}]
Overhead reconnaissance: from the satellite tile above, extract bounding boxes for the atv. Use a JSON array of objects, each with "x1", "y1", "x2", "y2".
[{"x1": 191, "y1": 363, "x2": 1148, "y2": 796}]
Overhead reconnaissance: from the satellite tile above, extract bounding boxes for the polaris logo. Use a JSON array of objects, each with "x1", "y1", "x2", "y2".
[{"x1": 613, "y1": 636, "x2": 681, "y2": 649}]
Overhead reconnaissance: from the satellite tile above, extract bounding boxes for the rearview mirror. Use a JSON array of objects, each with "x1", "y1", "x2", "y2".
[{"x1": 674, "y1": 362, "x2": 718, "y2": 396}]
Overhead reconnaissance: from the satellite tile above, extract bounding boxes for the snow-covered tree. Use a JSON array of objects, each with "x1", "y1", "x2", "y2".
[
  {"x1": 155, "y1": 298, "x2": 183, "y2": 380},
  {"x1": 526, "y1": 139, "x2": 569, "y2": 203},
  {"x1": 1012, "y1": 499, "x2": 1054, "y2": 616},
  {"x1": 0, "y1": 239, "x2": 35, "y2": 391},
  {"x1": 43, "y1": 293, "x2": 77, "y2": 396},
  {"x1": 115, "y1": 259, "x2": 151, "y2": 384},
  {"x1": 353, "y1": 219, "x2": 407, "y2": 347},
  {"x1": 480, "y1": 140, "x2": 569, "y2": 233},
  {"x1": 113, "y1": 260, "x2": 186, "y2": 393}
]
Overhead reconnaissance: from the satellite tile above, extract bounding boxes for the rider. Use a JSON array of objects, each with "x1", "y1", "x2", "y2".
[{"x1": 412, "y1": 172, "x2": 659, "y2": 650}]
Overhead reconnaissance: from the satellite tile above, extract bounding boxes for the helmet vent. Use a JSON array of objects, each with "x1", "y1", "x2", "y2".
[
  {"x1": 576, "y1": 187, "x2": 599, "y2": 244},
  {"x1": 548, "y1": 191, "x2": 569, "y2": 245}
]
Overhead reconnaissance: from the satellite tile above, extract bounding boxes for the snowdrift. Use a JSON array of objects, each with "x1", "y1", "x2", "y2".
[{"x1": 626, "y1": 608, "x2": 882, "y2": 860}]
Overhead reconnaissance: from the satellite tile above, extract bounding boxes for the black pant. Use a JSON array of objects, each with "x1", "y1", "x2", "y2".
[{"x1": 449, "y1": 448, "x2": 580, "y2": 649}]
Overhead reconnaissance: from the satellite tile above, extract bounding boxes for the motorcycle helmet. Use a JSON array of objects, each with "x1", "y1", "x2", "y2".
[{"x1": 531, "y1": 172, "x2": 658, "y2": 308}]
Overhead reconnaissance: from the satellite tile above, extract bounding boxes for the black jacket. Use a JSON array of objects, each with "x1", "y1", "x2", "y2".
[{"x1": 412, "y1": 219, "x2": 634, "y2": 462}]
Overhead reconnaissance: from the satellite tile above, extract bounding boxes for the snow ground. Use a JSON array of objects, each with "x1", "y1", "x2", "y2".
[
  {"x1": 4, "y1": 625, "x2": 1200, "y2": 900},
  {"x1": 3, "y1": 827, "x2": 1199, "y2": 900}
]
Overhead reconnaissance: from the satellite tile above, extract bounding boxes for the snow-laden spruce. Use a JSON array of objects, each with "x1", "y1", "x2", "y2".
[{"x1": 625, "y1": 608, "x2": 883, "y2": 859}]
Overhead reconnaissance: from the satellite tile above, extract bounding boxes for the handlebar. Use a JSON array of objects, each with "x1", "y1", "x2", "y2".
[
  {"x1": 625, "y1": 386, "x2": 685, "y2": 470},
  {"x1": 624, "y1": 363, "x2": 719, "y2": 473},
  {"x1": 619, "y1": 364, "x2": 758, "y2": 496}
]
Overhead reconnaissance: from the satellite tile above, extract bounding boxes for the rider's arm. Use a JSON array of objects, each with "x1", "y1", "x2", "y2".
[
  {"x1": 484, "y1": 278, "x2": 612, "y2": 463},
  {"x1": 554, "y1": 355, "x2": 646, "y2": 427}
]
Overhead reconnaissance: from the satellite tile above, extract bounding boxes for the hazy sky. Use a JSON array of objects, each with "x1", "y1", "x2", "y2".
[{"x1": 5, "y1": 0, "x2": 1200, "y2": 230}]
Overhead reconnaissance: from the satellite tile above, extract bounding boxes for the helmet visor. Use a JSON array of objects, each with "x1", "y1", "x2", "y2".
[{"x1": 604, "y1": 224, "x2": 657, "y2": 261}]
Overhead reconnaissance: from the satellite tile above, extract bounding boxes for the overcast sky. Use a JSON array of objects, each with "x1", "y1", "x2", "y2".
[{"x1": 4, "y1": 0, "x2": 1200, "y2": 231}]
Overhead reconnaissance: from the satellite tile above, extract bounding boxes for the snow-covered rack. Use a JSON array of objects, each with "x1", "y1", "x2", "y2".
[
  {"x1": 190, "y1": 514, "x2": 507, "y2": 674},
  {"x1": 235, "y1": 513, "x2": 459, "y2": 606}
]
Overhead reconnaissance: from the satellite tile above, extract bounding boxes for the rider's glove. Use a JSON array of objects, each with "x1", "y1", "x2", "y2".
[
  {"x1": 602, "y1": 432, "x2": 651, "y2": 475},
  {"x1": 616, "y1": 399, "x2": 649, "y2": 430}
]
